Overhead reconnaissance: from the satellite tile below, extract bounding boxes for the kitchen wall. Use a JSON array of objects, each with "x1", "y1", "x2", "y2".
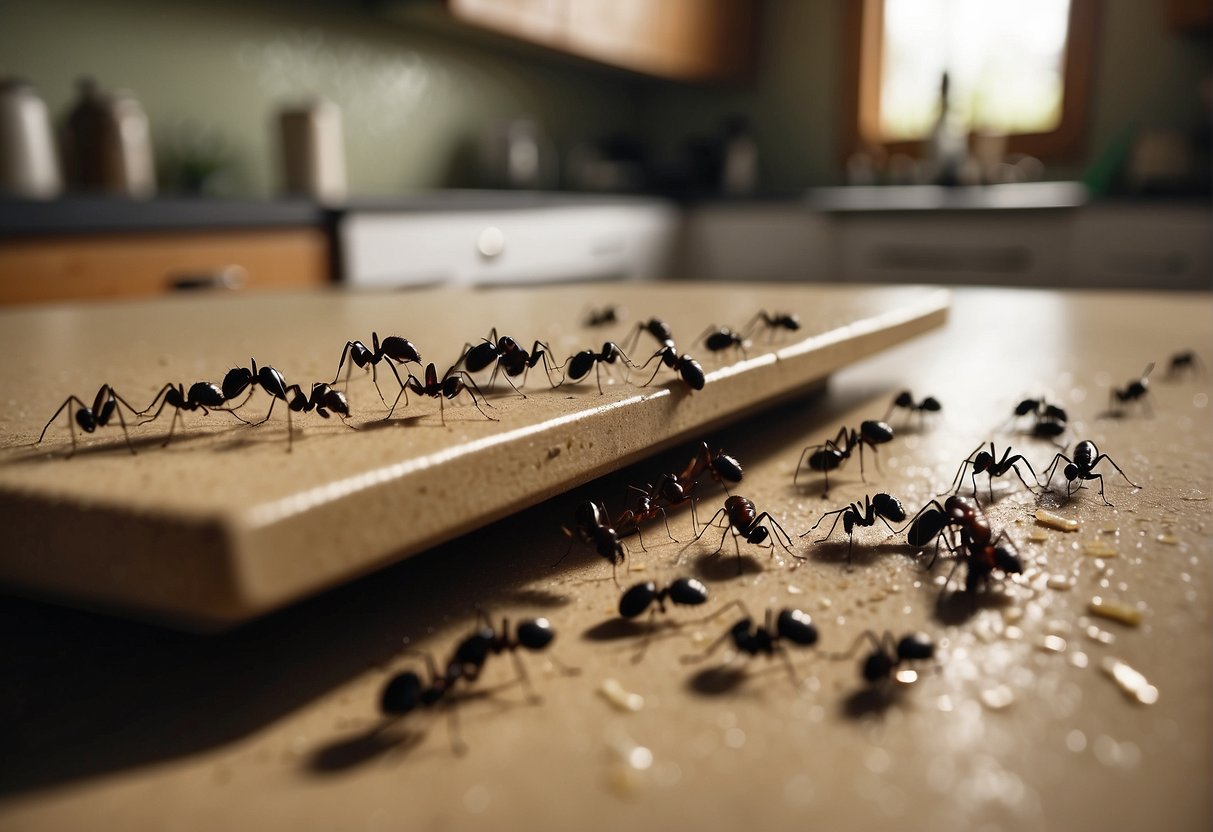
[
  {"x1": 0, "y1": 0, "x2": 643, "y2": 197},
  {"x1": 638, "y1": 0, "x2": 1212, "y2": 188},
  {"x1": 2, "y1": 0, "x2": 1208, "y2": 197}
]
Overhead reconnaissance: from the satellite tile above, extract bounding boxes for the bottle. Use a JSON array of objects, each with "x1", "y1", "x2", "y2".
[
  {"x1": 926, "y1": 72, "x2": 967, "y2": 186},
  {"x1": 0, "y1": 76, "x2": 63, "y2": 199},
  {"x1": 63, "y1": 77, "x2": 156, "y2": 198},
  {"x1": 278, "y1": 98, "x2": 346, "y2": 203}
]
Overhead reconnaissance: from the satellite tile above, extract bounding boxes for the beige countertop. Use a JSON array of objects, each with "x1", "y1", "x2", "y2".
[{"x1": 1, "y1": 286, "x2": 1210, "y2": 832}]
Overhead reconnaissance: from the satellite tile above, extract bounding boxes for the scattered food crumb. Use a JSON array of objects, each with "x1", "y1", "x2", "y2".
[
  {"x1": 1156, "y1": 534, "x2": 1179, "y2": 545},
  {"x1": 1083, "y1": 540, "x2": 1118, "y2": 557},
  {"x1": 1038, "y1": 635, "x2": 1067, "y2": 653},
  {"x1": 1029, "y1": 529, "x2": 1049, "y2": 543},
  {"x1": 1047, "y1": 574, "x2": 1077, "y2": 591},
  {"x1": 1101, "y1": 657, "x2": 1159, "y2": 705},
  {"x1": 1085, "y1": 624, "x2": 1116, "y2": 645},
  {"x1": 981, "y1": 685, "x2": 1016, "y2": 710},
  {"x1": 1089, "y1": 596, "x2": 1143, "y2": 627},
  {"x1": 786, "y1": 584, "x2": 803, "y2": 595},
  {"x1": 599, "y1": 679, "x2": 646, "y2": 713},
  {"x1": 1036, "y1": 509, "x2": 1079, "y2": 532}
]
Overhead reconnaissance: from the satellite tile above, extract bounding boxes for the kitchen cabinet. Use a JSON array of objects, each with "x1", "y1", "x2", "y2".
[
  {"x1": 341, "y1": 199, "x2": 680, "y2": 287},
  {"x1": 447, "y1": 0, "x2": 754, "y2": 81},
  {"x1": 0, "y1": 228, "x2": 330, "y2": 305}
]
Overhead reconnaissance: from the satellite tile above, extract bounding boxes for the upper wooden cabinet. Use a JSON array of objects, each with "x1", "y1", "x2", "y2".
[{"x1": 448, "y1": 0, "x2": 755, "y2": 81}]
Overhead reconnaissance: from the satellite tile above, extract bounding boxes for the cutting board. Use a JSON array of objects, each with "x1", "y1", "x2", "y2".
[{"x1": 0, "y1": 282, "x2": 948, "y2": 628}]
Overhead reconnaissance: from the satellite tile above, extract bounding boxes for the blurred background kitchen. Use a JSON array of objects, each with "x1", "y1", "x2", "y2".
[{"x1": 1, "y1": 0, "x2": 1209, "y2": 303}]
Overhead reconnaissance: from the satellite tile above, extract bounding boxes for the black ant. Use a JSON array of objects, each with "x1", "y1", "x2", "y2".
[
  {"x1": 222, "y1": 358, "x2": 297, "y2": 445},
  {"x1": 884, "y1": 391, "x2": 941, "y2": 425},
  {"x1": 619, "y1": 577, "x2": 709, "y2": 620},
  {"x1": 1108, "y1": 363, "x2": 1154, "y2": 416},
  {"x1": 1008, "y1": 398, "x2": 1068, "y2": 440},
  {"x1": 380, "y1": 613, "x2": 573, "y2": 754},
  {"x1": 1166, "y1": 350, "x2": 1204, "y2": 380},
  {"x1": 36, "y1": 384, "x2": 141, "y2": 456},
  {"x1": 690, "y1": 495, "x2": 797, "y2": 571},
  {"x1": 638, "y1": 342, "x2": 705, "y2": 391},
  {"x1": 331, "y1": 332, "x2": 422, "y2": 417},
  {"x1": 696, "y1": 325, "x2": 747, "y2": 358},
  {"x1": 680, "y1": 602, "x2": 819, "y2": 686},
  {"x1": 404, "y1": 363, "x2": 496, "y2": 425},
  {"x1": 286, "y1": 382, "x2": 352, "y2": 422},
  {"x1": 742, "y1": 310, "x2": 800, "y2": 340},
  {"x1": 584, "y1": 305, "x2": 621, "y2": 327},
  {"x1": 832, "y1": 631, "x2": 935, "y2": 685},
  {"x1": 138, "y1": 381, "x2": 247, "y2": 447},
  {"x1": 618, "y1": 577, "x2": 709, "y2": 662},
  {"x1": 556, "y1": 500, "x2": 626, "y2": 582},
  {"x1": 945, "y1": 442, "x2": 1041, "y2": 505},
  {"x1": 458, "y1": 329, "x2": 561, "y2": 395},
  {"x1": 559, "y1": 342, "x2": 635, "y2": 394},
  {"x1": 802, "y1": 493, "x2": 907, "y2": 563},
  {"x1": 621, "y1": 317, "x2": 674, "y2": 355},
  {"x1": 794, "y1": 421, "x2": 895, "y2": 497},
  {"x1": 1042, "y1": 440, "x2": 1140, "y2": 506}
]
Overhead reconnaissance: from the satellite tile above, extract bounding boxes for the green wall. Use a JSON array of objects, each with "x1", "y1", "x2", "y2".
[
  {"x1": 0, "y1": 0, "x2": 642, "y2": 196},
  {"x1": 1, "y1": 0, "x2": 1207, "y2": 196}
]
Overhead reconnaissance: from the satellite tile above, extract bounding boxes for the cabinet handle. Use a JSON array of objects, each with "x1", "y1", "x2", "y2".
[
  {"x1": 476, "y1": 226, "x2": 505, "y2": 259},
  {"x1": 168, "y1": 265, "x2": 248, "y2": 291}
]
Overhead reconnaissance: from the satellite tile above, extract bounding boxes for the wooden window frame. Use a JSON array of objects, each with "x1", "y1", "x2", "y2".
[{"x1": 842, "y1": 0, "x2": 1101, "y2": 162}]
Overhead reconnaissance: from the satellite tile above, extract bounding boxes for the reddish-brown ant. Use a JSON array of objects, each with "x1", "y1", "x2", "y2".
[{"x1": 690, "y1": 495, "x2": 796, "y2": 571}]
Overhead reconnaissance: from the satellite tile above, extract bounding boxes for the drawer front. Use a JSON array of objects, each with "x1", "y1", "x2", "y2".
[
  {"x1": 341, "y1": 205, "x2": 680, "y2": 287},
  {"x1": 836, "y1": 214, "x2": 1073, "y2": 285},
  {"x1": 0, "y1": 228, "x2": 330, "y2": 305}
]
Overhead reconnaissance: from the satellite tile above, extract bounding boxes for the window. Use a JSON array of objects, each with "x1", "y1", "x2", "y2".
[{"x1": 845, "y1": 0, "x2": 1099, "y2": 160}]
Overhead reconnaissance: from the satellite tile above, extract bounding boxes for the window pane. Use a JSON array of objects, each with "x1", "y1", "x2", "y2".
[{"x1": 880, "y1": 0, "x2": 1070, "y2": 140}]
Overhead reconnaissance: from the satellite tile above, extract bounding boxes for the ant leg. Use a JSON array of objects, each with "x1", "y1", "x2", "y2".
[
  {"x1": 1092, "y1": 473, "x2": 1113, "y2": 507},
  {"x1": 507, "y1": 651, "x2": 541, "y2": 704},
  {"x1": 1041, "y1": 453, "x2": 1070, "y2": 489},
  {"x1": 792, "y1": 445, "x2": 816, "y2": 487},
  {"x1": 331, "y1": 342, "x2": 355, "y2": 386},
  {"x1": 679, "y1": 630, "x2": 732, "y2": 669},
  {"x1": 756, "y1": 513, "x2": 796, "y2": 553},
  {"x1": 456, "y1": 373, "x2": 498, "y2": 420},
  {"x1": 776, "y1": 645, "x2": 802, "y2": 688},
  {"x1": 1090, "y1": 453, "x2": 1141, "y2": 489},
  {"x1": 36, "y1": 397, "x2": 83, "y2": 447},
  {"x1": 552, "y1": 529, "x2": 577, "y2": 568},
  {"x1": 804, "y1": 506, "x2": 848, "y2": 540},
  {"x1": 687, "y1": 508, "x2": 727, "y2": 544},
  {"x1": 162, "y1": 407, "x2": 182, "y2": 448},
  {"x1": 443, "y1": 700, "x2": 469, "y2": 757},
  {"x1": 659, "y1": 507, "x2": 679, "y2": 544},
  {"x1": 368, "y1": 361, "x2": 390, "y2": 410},
  {"x1": 136, "y1": 384, "x2": 174, "y2": 419},
  {"x1": 944, "y1": 447, "x2": 981, "y2": 495},
  {"x1": 630, "y1": 608, "x2": 661, "y2": 665},
  {"x1": 285, "y1": 401, "x2": 294, "y2": 451},
  {"x1": 826, "y1": 630, "x2": 887, "y2": 661},
  {"x1": 639, "y1": 355, "x2": 666, "y2": 388},
  {"x1": 594, "y1": 361, "x2": 604, "y2": 396}
]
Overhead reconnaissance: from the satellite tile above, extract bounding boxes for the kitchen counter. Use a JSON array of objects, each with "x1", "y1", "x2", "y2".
[
  {"x1": 0, "y1": 191, "x2": 676, "y2": 238},
  {"x1": 1, "y1": 286, "x2": 1209, "y2": 831}
]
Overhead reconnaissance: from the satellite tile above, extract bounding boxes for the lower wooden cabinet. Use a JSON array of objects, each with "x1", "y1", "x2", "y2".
[{"x1": 0, "y1": 228, "x2": 330, "y2": 305}]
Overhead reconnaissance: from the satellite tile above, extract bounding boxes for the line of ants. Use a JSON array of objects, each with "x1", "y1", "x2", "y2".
[{"x1": 35, "y1": 309, "x2": 804, "y2": 455}]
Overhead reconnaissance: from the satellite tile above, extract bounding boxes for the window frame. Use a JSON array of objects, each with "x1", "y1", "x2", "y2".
[{"x1": 842, "y1": 0, "x2": 1101, "y2": 161}]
